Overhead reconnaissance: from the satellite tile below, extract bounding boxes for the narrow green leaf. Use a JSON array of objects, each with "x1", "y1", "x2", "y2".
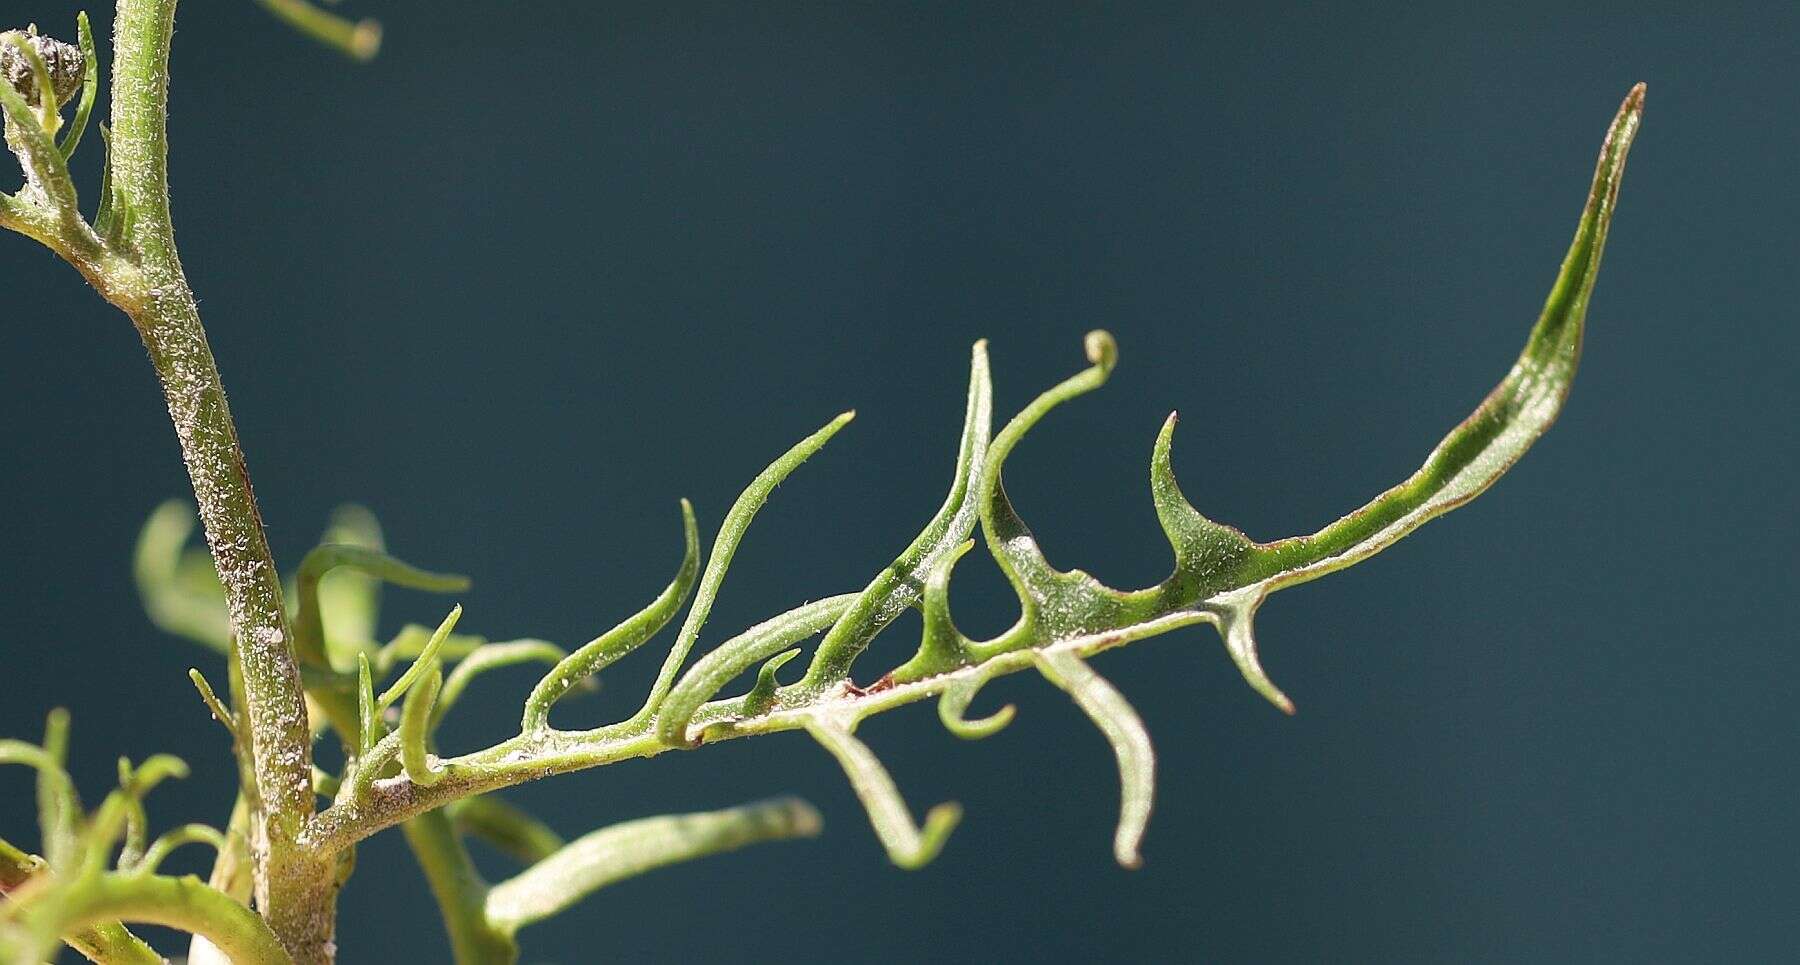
[
  {"x1": 656, "y1": 593, "x2": 858, "y2": 747},
  {"x1": 253, "y1": 0, "x2": 382, "y2": 60},
  {"x1": 632, "y1": 412, "x2": 856, "y2": 724},
  {"x1": 399, "y1": 809, "x2": 517, "y2": 964},
  {"x1": 877, "y1": 87, "x2": 1646, "y2": 724},
  {"x1": 33, "y1": 709, "x2": 78, "y2": 869},
  {"x1": 0, "y1": 834, "x2": 163, "y2": 964},
  {"x1": 803, "y1": 342, "x2": 993, "y2": 687},
  {"x1": 376, "y1": 621, "x2": 487, "y2": 672},
  {"x1": 400, "y1": 665, "x2": 446, "y2": 787},
  {"x1": 803, "y1": 720, "x2": 960, "y2": 870},
  {"x1": 278, "y1": 92, "x2": 1644, "y2": 910},
  {"x1": 485, "y1": 797, "x2": 822, "y2": 933},
  {"x1": 1032, "y1": 651, "x2": 1154, "y2": 868},
  {"x1": 356, "y1": 652, "x2": 379, "y2": 755},
  {"x1": 293, "y1": 540, "x2": 468, "y2": 671},
  {"x1": 1252, "y1": 87, "x2": 1644, "y2": 590},
  {"x1": 1147, "y1": 413, "x2": 1258, "y2": 602},
  {"x1": 378, "y1": 605, "x2": 463, "y2": 712},
  {"x1": 114, "y1": 759, "x2": 149, "y2": 870},
  {"x1": 436, "y1": 639, "x2": 571, "y2": 728},
  {"x1": 135, "y1": 824, "x2": 226, "y2": 876},
  {"x1": 976, "y1": 330, "x2": 1121, "y2": 621},
  {"x1": 7, "y1": 870, "x2": 290, "y2": 964},
  {"x1": 92, "y1": 121, "x2": 118, "y2": 240},
  {"x1": 186, "y1": 669, "x2": 240, "y2": 742},
  {"x1": 1191, "y1": 84, "x2": 1648, "y2": 709},
  {"x1": 522, "y1": 503, "x2": 700, "y2": 732},
  {"x1": 308, "y1": 506, "x2": 385, "y2": 666},
  {"x1": 68, "y1": 756, "x2": 186, "y2": 879},
  {"x1": 117, "y1": 752, "x2": 188, "y2": 792},
  {"x1": 55, "y1": 12, "x2": 95, "y2": 160}
]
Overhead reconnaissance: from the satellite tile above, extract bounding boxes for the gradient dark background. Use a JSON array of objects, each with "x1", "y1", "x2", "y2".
[{"x1": 4, "y1": 2, "x2": 1795, "y2": 961}]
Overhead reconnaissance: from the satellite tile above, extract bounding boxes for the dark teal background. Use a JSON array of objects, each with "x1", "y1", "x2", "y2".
[{"x1": 4, "y1": 2, "x2": 1795, "y2": 961}]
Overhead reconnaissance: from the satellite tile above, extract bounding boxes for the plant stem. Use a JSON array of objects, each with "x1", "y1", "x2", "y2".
[
  {"x1": 106, "y1": 0, "x2": 333, "y2": 958},
  {"x1": 1, "y1": 839, "x2": 163, "y2": 963},
  {"x1": 402, "y1": 811, "x2": 518, "y2": 964},
  {"x1": 19, "y1": 873, "x2": 292, "y2": 965}
]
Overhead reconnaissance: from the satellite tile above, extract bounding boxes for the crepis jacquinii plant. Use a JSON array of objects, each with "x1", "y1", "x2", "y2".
[{"x1": 0, "y1": 2, "x2": 1645, "y2": 962}]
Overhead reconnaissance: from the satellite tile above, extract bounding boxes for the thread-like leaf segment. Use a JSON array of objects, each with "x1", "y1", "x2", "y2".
[
  {"x1": 400, "y1": 664, "x2": 446, "y2": 787},
  {"x1": 484, "y1": 797, "x2": 822, "y2": 933},
  {"x1": 631, "y1": 412, "x2": 856, "y2": 727},
  {"x1": 803, "y1": 719, "x2": 960, "y2": 869},
  {"x1": 1032, "y1": 651, "x2": 1154, "y2": 868},
  {"x1": 521, "y1": 503, "x2": 700, "y2": 732},
  {"x1": 292, "y1": 543, "x2": 469, "y2": 671},
  {"x1": 801, "y1": 343, "x2": 994, "y2": 688}
]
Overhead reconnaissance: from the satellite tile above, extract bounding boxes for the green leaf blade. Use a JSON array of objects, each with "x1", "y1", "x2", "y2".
[
  {"x1": 802, "y1": 342, "x2": 994, "y2": 688},
  {"x1": 484, "y1": 797, "x2": 822, "y2": 933},
  {"x1": 1033, "y1": 651, "x2": 1154, "y2": 868},
  {"x1": 1244, "y1": 85, "x2": 1644, "y2": 592}
]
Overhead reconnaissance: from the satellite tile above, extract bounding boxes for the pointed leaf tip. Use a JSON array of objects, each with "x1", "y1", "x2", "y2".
[
  {"x1": 807, "y1": 337, "x2": 993, "y2": 688},
  {"x1": 1217, "y1": 597, "x2": 1295, "y2": 715},
  {"x1": 528, "y1": 502, "x2": 699, "y2": 732},
  {"x1": 636, "y1": 411, "x2": 855, "y2": 723},
  {"x1": 1151, "y1": 413, "x2": 1256, "y2": 593},
  {"x1": 188, "y1": 669, "x2": 239, "y2": 740},
  {"x1": 1229, "y1": 86, "x2": 1643, "y2": 633},
  {"x1": 378, "y1": 604, "x2": 463, "y2": 711}
]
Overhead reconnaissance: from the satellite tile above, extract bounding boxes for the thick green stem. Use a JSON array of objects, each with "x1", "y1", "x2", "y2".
[{"x1": 105, "y1": 0, "x2": 331, "y2": 958}]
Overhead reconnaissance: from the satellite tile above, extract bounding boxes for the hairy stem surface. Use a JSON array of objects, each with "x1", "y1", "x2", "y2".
[{"x1": 105, "y1": 0, "x2": 329, "y2": 957}]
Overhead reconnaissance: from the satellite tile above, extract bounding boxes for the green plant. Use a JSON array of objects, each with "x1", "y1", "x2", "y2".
[{"x1": 0, "y1": 3, "x2": 1644, "y2": 962}]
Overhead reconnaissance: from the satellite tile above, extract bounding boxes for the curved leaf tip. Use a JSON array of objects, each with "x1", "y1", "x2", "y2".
[
  {"x1": 1249, "y1": 84, "x2": 1643, "y2": 592},
  {"x1": 1084, "y1": 329, "x2": 1117, "y2": 375},
  {"x1": 1199, "y1": 85, "x2": 1644, "y2": 711}
]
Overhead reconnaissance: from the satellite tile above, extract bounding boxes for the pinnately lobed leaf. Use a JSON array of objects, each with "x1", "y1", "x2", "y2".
[
  {"x1": 648, "y1": 85, "x2": 1642, "y2": 869},
  {"x1": 290, "y1": 85, "x2": 1641, "y2": 890},
  {"x1": 2, "y1": 23, "x2": 1642, "y2": 953}
]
